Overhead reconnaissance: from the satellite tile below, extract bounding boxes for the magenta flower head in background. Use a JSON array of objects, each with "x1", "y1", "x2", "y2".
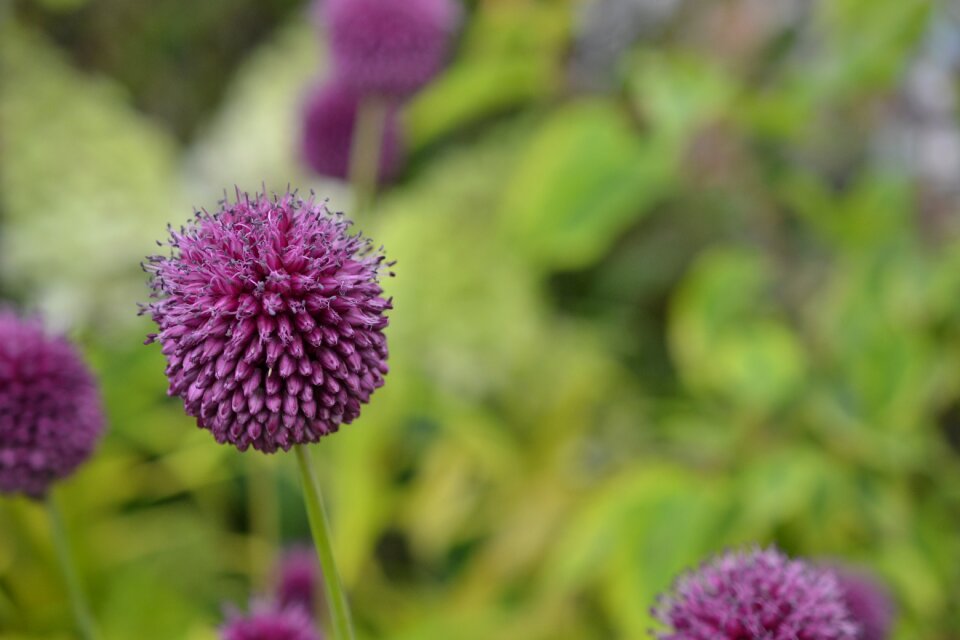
[
  {"x1": 652, "y1": 547, "x2": 859, "y2": 640},
  {"x1": 221, "y1": 602, "x2": 322, "y2": 640},
  {"x1": 832, "y1": 566, "x2": 896, "y2": 640},
  {"x1": 301, "y1": 80, "x2": 404, "y2": 183},
  {"x1": 276, "y1": 546, "x2": 320, "y2": 615},
  {"x1": 0, "y1": 309, "x2": 105, "y2": 498},
  {"x1": 143, "y1": 190, "x2": 393, "y2": 453},
  {"x1": 319, "y1": 0, "x2": 460, "y2": 98}
]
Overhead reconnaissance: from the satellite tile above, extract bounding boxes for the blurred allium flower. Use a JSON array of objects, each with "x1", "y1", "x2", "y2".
[
  {"x1": 320, "y1": 0, "x2": 459, "y2": 97},
  {"x1": 0, "y1": 310, "x2": 104, "y2": 498},
  {"x1": 301, "y1": 81, "x2": 403, "y2": 182},
  {"x1": 144, "y1": 191, "x2": 392, "y2": 453},
  {"x1": 653, "y1": 547, "x2": 859, "y2": 640},
  {"x1": 221, "y1": 602, "x2": 321, "y2": 640},
  {"x1": 832, "y1": 567, "x2": 896, "y2": 640},
  {"x1": 276, "y1": 547, "x2": 319, "y2": 615}
]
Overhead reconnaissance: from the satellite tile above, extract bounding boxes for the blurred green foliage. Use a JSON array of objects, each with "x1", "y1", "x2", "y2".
[{"x1": 2, "y1": 0, "x2": 960, "y2": 638}]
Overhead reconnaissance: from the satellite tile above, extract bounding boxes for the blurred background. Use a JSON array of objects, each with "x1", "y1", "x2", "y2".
[{"x1": 2, "y1": 0, "x2": 960, "y2": 637}]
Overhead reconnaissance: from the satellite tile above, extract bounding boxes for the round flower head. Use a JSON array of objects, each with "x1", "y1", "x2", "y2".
[
  {"x1": 276, "y1": 547, "x2": 319, "y2": 615},
  {"x1": 0, "y1": 310, "x2": 104, "y2": 498},
  {"x1": 221, "y1": 602, "x2": 321, "y2": 640},
  {"x1": 301, "y1": 80, "x2": 403, "y2": 183},
  {"x1": 320, "y1": 0, "x2": 459, "y2": 97},
  {"x1": 144, "y1": 191, "x2": 392, "y2": 453},
  {"x1": 653, "y1": 547, "x2": 859, "y2": 640},
  {"x1": 832, "y1": 567, "x2": 896, "y2": 640}
]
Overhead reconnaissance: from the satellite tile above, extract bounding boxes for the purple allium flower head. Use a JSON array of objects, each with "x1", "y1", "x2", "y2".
[
  {"x1": 276, "y1": 547, "x2": 319, "y2": 615},
  {"x1": 301, "y1": 80, "x2": 403, "y2": 183},
  {"x1": 0, "y1": 310, "x2": 104, "y2": 498},
  {"x1": 221, "y1": 602, "x2": 321, "y2": 640},
  {"x1": 832, "y1": 567, "x2": 896, "y2": 640},
  {"x1": 144, "y1": 191, "x2": 392, "y2": 453},
  {"x1": 320, "y1": 0, "x2": 459, "y2": 97},
  {"x1": 653, "y1": 547, "x2": 859, "y2": 640}
]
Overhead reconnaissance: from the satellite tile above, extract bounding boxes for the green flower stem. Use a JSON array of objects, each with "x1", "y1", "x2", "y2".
[
  {"x1": 46, "y1": 495, "x2": 101, "y2": 640},
  {"x1": 348, "y1": 95, "x2": 389, "y2": 219},
  {"x1": 294, "y1": 445, "x2": 355, "y2": 640}
]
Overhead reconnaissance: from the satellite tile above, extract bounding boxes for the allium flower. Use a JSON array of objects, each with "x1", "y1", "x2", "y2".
[
  {"x1": 276, "y1": 547, "x2": 319, "y2": 615},
  {"x1": 144, "y1": 191, "x2": 392, "y2": 453},
  {"x1": 301, "y1": 81, "x2": 403, "y2": 183},
  {"x1": 0, "y1": 310, "x2": 104, "y2": 498},
  {"x1": 653, "y1": 547, "x2": 859, "y2": 640},
  {"x1": 221, "y1": 602, "x2": 321, "y2": 640},
  {"x1": 832, "y1": 567, "x2": 895, "y2": 640},
  {"x1": 320, "y1": 0, "x2": 459, "y2": 97}
]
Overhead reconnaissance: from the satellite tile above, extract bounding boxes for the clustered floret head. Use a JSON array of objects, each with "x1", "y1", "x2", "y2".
[
  {"x1": 144, "y1": 190, "x2": 392, "y2": 453},
  {"x1": 0, "y1": 310, "x2": 104, "y2": 498},
  {"x1": 652, "y1": 547, "x2": 860, "y2": 640},
  {"x1": 276, "y1": 547, "x2": 319, "y2": 615},
  {"x1": 320, "y1": 0, "x2": 459, "y2": 97},
  {"x1": 833, "y1": 567, "x2": 896, "y2": 640},
  {"x1": 220, "y1": 602, "x2": 321, "y2": 640}
]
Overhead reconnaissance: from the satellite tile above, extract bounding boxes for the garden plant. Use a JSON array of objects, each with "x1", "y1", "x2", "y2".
[{"x1": 0, "y1": 0, "x2": 957, "y2": 638}]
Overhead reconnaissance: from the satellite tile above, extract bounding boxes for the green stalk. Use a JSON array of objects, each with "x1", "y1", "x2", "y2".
[
  {"x1": 46, "y1": 496, "x2": 101, "y2": 640},
  {"x1": 348, "y1": 95, "x2": 389, "y2": 219},
  {"x1": 294, "y1": 445, "x2": 354, "y2": 640}
]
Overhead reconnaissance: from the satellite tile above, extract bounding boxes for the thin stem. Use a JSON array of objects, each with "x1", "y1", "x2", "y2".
[
  {"x1": 46, "y1": 495, "x2": 101, "y2": 640},
  {"x1": 348, "y1": 95, "x2": 389, "y2": 219},
  {"x1": 294, "y1": 445, "x2": 354, "y2": 640}
]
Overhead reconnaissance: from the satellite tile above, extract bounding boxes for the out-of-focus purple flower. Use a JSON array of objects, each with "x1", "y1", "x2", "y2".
[
  {"x1": 143, "y1": 191, "x2": 392, "y2": 453},
  {"x1": 221, "y1": 602, "x2": 321, "y2": 640},
  {"x1": 832, "y1": 567, "x2": 896, "y2": 640},
  {"x1": 320, "y1": 0, "x2": 459, "y2": 97},
  {"x1": 276, "y1": 547, "x2": 319, "y2": 615},
  {"x1": 653, "y1": 547, "x2": 859, "y2": 640},
  {"x1": 301, "y1": 81, "x2": 403, "y2": 183},
  {"x1": 0, "y1": 310, "x2": 104, "y2": 498}
]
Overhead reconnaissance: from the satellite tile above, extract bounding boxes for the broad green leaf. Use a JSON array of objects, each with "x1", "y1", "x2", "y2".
[
  {"x1": 733, "y1": 447, "x2": 834, "y2": 535},
  {"x1": 544, "y1": 463, "x2": 719, "y2": 592},
  {"x1": 670, "y1": 249, "x2": 807, "y2": 414},
  {"x1": 817, "y1": 0, "x2": 932, "y2": 94},
  {"x1": 628, "y1": 52, "x2": 734, "y2": 142},
  {"x1": 502, "y1": 100, "x2": 675, "y2": 270},
  {"x1": 406, "y1": 56, "x2": 555, "y2": 149},
  {"x1": 406, "y1": 1, "x2": 568, "y2": 148}
]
